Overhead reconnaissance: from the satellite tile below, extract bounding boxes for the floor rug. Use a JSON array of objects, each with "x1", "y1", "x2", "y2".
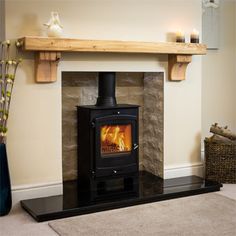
[{"x1": 49, "y1": 193, "x2": 236, "y2": 236}]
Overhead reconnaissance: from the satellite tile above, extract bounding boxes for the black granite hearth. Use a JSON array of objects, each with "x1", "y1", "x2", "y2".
[{"x1": 21, "y1": 171, "x2": 222, "y2": 222}]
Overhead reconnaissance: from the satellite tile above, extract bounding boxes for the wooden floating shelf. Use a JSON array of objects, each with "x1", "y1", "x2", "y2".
[
  {"x1": 19, "y1": 36, "x2": 207, "y2": 83},
  {"x1": 20, "y1": 36, "x2": 206, "y2": 54}
]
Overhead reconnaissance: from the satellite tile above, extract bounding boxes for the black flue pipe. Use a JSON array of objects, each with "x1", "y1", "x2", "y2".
[{"x1": 96, "y1": 72, "x2": 117, "y2": 107}]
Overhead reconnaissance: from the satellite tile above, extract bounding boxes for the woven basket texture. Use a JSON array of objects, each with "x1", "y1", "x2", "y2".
[{"x1": 205, "y1": 140, "x2": 236, "y2": 183}]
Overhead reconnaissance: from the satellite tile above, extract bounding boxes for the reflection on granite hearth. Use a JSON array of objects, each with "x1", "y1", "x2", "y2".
[{"x1": 21, "y1": 171, "x2": 222, "y2": 222}]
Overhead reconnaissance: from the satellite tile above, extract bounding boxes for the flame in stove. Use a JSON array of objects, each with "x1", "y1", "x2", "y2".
[{"x1": 101, "y1": 124, "x2": 132, "y2": 154}]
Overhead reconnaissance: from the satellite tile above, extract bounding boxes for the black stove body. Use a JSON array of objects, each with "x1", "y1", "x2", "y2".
[{"x1": 77, "y1": 72, "x2": 139, "y2": 200}]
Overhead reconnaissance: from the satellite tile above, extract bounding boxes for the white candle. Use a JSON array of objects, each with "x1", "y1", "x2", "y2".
[
  {"x1": 176, "y1": 30, "x2": 185, "y2": 43},
  {"x1": 191, "y1": 29, "x2": 199, "y2": 43}
]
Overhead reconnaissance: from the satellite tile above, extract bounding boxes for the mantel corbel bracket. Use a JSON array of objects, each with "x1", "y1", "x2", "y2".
[
  {"x1": 35, "y1": 51, "x2": 61, "y2": 83},
  {"x1": 168, "y1": 55, "x2": 192, "y2": 81}
]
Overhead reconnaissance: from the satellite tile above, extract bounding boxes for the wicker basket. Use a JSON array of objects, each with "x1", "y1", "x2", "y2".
[{"x1": 204, "y1": 139, "x2": 236, "y2": 183}]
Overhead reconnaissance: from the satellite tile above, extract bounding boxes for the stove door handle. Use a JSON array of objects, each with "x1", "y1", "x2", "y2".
[
  {"x1": 90, "y1": 121, "x2": 95, "y2": 128},
  {"x1": 133, "y1": 144, "x2": 139, "y2": 150}
]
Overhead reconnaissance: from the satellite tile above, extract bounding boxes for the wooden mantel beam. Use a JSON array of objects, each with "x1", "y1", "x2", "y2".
[{"x1": 19, "y1": 37, "x2": 207, "y2": 83}]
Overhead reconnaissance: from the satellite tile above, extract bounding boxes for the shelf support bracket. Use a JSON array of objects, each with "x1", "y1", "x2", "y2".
[
  {"x1": 168, "y1": 55, "x2": 192, "y2": 81},
  {"x1": 35, "y1": 52, "x2": 61, "y2": 83}
]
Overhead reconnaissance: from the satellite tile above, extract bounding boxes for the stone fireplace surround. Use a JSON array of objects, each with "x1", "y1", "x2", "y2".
[{"x1": 62, "y1": 72, "x2": 164, "y2": 182}]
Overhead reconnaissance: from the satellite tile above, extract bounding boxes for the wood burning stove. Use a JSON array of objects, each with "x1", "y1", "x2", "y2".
[{"x1": 77, "y1": 72, "x2": 139, "y2": 199}]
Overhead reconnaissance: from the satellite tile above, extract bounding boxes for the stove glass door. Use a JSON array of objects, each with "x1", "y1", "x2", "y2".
[{"x1": 100, "y1": 124, "x2": 132, "y2": 158}]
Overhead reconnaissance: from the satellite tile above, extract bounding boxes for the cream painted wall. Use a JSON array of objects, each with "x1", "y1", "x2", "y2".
[
  {"x1": 5, "y1": 0, "x2": 202, "y2": 186},
  {"x1": 202, "y1": 0, "x2": 236, "y2": 144}
]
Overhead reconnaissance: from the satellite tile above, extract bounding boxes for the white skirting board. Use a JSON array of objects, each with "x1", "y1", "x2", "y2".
[
  {"x1": 164, "y1": 162, "x2": 204, "y2": 179},
  {"x1": 164, "y1": 150, "x2": 205, "y2": 179},
  {"x1": 11, "y1": 182, "x2": 63, "y2": 206},
  {"x1": 11, "y1": 163, "x2": 205, "y2": 206}
]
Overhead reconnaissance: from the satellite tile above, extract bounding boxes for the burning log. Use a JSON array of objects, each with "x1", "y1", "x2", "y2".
[{"x1": 101, "y1": 124, "x2": 132, "y2": 154}]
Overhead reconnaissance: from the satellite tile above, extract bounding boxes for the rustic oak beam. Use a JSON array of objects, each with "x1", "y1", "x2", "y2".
[{"x1": 20, "y1": 37, "x2": 206, "y2": 55}]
